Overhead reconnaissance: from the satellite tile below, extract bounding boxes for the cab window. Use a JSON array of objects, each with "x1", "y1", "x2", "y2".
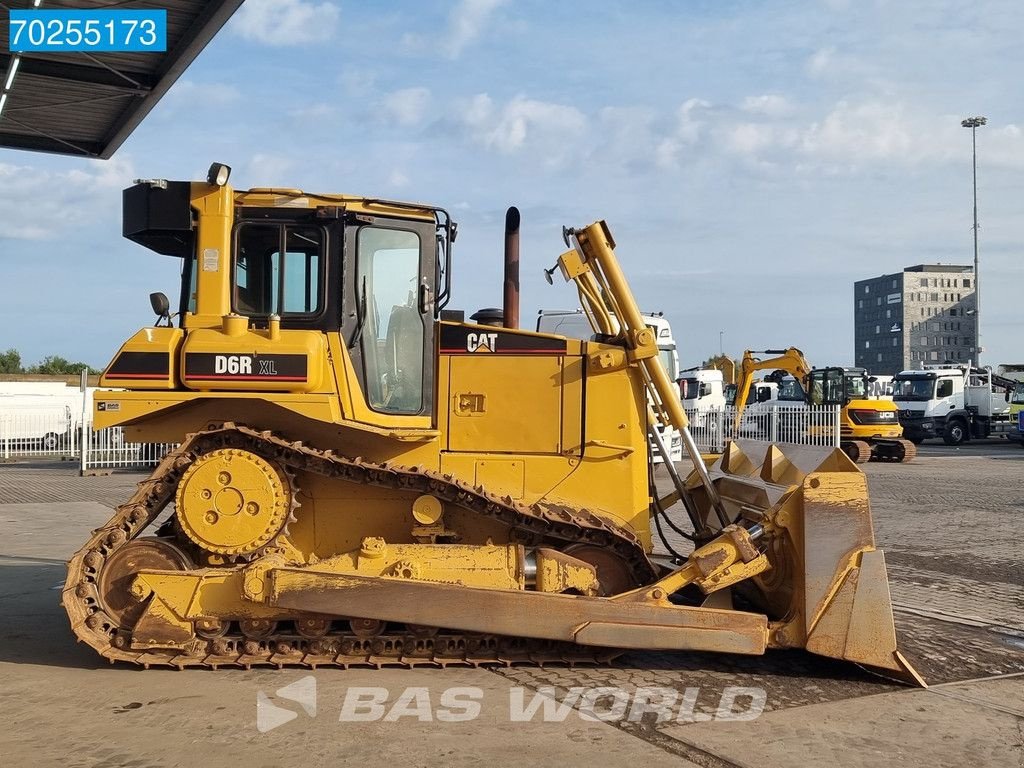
[
  {"x1": 777, "y1": 378, "x2": 805, "y2": 402},
  {"x1": 936, "y1": 378, "x2": 954, "y2": 398},
  {"x1": 356, "y1": 227, "x2": 424, "y2": 414},
  {"x1": 845, "y1": 375, "x2": 867, "y2": 399},
  {"x1": 810, "y1": 370, "x2": 844, "y2": 405},
  {"x1": 234, "y1": 224, "x2": 323, "y2": 317}
]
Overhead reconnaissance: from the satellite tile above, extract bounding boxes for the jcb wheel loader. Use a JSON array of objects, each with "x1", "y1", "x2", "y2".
[{"x1": 63, "y1": 164, "x2": 922, "y2": 684}]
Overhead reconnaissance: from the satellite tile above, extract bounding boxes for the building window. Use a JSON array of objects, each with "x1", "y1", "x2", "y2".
[
  {"x1": 963, "y1": 279, "x2": 971, "y2": 288},
  {"x1": 865, "y1": 341, "x2": 871, "y2": 349},
  {"x1": 886, "y1": 309, "x2": 891, "y2": 319},
  {"x1": 892, "y1": 279, "x2": 897, "y2": 289},
  {"x1": 950, "y1": 308, "x2": 957, "y2": 316},
  {"x1": 877, "y1": 353, "x2": 882, "y2": 363},
  {"x1": 877, "y1": 297, "x2": 882, "y2": 306},
  {"x1": 858, "y1": 299, "x2": 863, "y2": 309},
  {"x1": 930, "y1": 351, "x2": 938, "y2": 361},
  {"x1": 892, "y1": 338, "x2": 898, "y2": 347},
  {"x1": 920, "y1": 337, "x2": 928, "y2": 346},
  {"x1": 875, "y1": 325, "x2": 880, "y2": 334},
  {"x1": 864, "y1": 285, "x2": 870, "y2": 294}
]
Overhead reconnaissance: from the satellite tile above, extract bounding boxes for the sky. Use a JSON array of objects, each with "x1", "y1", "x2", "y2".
[{"x1": 1, "y1": 0, "x2": 1022, "y2": 370}]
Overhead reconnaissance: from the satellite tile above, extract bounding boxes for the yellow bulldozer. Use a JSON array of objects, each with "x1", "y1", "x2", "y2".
[
  {"x1": 732, "y1": 348, "x2": 917, "y2": 463},
  {"x1": 63, "y1": 164, "x2": 922, "y2": 684}
]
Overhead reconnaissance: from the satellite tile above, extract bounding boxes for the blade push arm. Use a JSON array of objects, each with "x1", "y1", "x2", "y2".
[{"x1": 556, "y1": 221, "x2": 729, "y2": 528}]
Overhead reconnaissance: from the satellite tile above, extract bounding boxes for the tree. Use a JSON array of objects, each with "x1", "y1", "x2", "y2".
[
  {"x1": 0, "y1": 348, "x2": 23, "y2": 374},
  {"x1": 702, "y1": 354, "x2": 741, "y2": 385},
  {"x1": 26, "y1": 355, "x2": 100, "y2": 376}
]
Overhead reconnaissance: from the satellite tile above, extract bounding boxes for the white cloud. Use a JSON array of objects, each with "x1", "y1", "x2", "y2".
[
  {"x1": 806, "y1": 46, "x2": 835, "y2": 77},
  {"x1": 233, "y1": 0, "x2": 340, "y2": 46},
  {"x1": 706, "y1": 99, "x2": 1024, "y2": 173},
  {"x1": 388, "y1": 169, "x2": 410, "y2": 188},
  {"x1": 444, "y1": 0, "x2": 508, "y2": 58},
  {"x1": 338, "y1": 68, "x2": 376, "y2": 96},
  {"x1": 656, "y1": 98, "x2": 711, "y2": 169},
  {"x1": 461, "y1": 93, "x2": 586, "y2": 157},
  {"x1": 726, "y1": 122, "x2": 786, "y2": 155},
  {"x1": 290, "y1": 102, "x2": 336, "y2": 121},
  {"x1": 0, "y1": 157, "x2": 135, "y2": 241},
  {"x1": 166, "y1": 80, "x2": 240, "y2": 106},
  {"x1": 741, "y1": 94, "x2": 792, "y2": 118},
  {"x1": 243, "y1": 154, "x2": 294, "y2": 185},
  {"x1": 800, "y1": 100, "x2": 916, "y2": 161},
  {"x1": 381, "y1": 87, "x2": 431, "y2": 127}
]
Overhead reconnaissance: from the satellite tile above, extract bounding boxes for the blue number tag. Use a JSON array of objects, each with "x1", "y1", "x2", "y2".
[{"x1": 8, "y1": 10, "x2": 167, "y2": 53}]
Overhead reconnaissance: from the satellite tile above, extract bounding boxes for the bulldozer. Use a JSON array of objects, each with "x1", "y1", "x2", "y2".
[
  {"x1": 733, "y1": 348, "x2": 917, "y2": 464},
  {"x1": 63, "y1": 164, "x2": 922, "y2": 684}
]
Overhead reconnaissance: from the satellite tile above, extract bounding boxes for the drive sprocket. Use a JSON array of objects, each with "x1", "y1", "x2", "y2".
[{"x1": 174, "y1": 448, "x2": 292, "y2": 557}]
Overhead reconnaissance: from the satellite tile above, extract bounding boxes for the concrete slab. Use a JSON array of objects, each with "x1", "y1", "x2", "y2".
[
  {"x1": 929, "y1": 674, "x2": 1024, "y2": 716},
  {"x1": 0, "y1": 502, "x2": 698, "y2": 768},
  {"x1": 0, "y1": 660, "x2": 701, "y2": 768},
  {"x1": 2, "y1": 457, "x2": 1022, "y2": 767},
  {"x1": 661, "y1": 683, "x2": 1024, "y2": 767},
  {"x1": 0, "y1": 501, "x2": 113, "y2": 559}
]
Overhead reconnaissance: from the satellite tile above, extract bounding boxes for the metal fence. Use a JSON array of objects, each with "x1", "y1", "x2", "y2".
[
  {"x1": 686, "y1": 404, "x2": 841, "y2": 453},
  {"x1": 0, "y1": 410, "x2": 176, "y2": 471},
  {"x1": 80, "y1": 423, "x2": 177, "y2": 472}
]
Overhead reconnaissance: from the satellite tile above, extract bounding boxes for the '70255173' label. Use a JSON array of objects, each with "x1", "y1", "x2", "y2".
[{"x1": 7, "y1": 9, "x2": 166, "y2": 53}]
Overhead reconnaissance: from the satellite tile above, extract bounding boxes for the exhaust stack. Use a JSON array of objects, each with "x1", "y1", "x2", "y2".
[{"x1": 503, "y1": 206, "x2": 520, "y2": 329}]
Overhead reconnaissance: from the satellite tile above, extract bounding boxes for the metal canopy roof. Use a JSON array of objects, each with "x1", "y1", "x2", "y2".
[{"x1": 0, "y1": 0, "x2": 242, "y2": 158}]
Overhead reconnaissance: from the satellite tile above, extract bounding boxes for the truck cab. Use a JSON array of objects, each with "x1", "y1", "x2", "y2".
[
  {"x1": 680, "y1": 369, "x2": 725, "y2": 412},
  {"x1": 894, "y1": 364, "x2": 1015, "y2": 445}
]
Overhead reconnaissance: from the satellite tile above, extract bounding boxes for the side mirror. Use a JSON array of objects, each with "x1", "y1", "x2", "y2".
[
  {"x1": 756, "y1": 388, "x2": 771, "y2": 403},
  {"x1": 149, "y1": 292, "x2": 171, "y2": 325}
]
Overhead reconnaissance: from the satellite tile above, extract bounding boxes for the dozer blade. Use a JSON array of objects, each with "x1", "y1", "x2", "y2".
[{"x1": 690, "y1": 439, "x2": 925, "y2": 686}]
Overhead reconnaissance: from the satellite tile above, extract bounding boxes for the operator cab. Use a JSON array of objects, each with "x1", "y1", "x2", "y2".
[
  {"x1": 808, "y1": 367, "x2": 868, "y2": 406},
  {"x1": 120, "y1": 163, "x2": 455, "y2": 421}
]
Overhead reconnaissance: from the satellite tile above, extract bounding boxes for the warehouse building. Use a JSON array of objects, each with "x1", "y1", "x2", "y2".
[{"x1": 854, "y1": 265, "x2": 976, "y2": 375}]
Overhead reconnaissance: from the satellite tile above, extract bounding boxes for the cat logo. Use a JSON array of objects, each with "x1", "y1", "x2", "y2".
[{"x1": 466, "y1": 332, "x2": 498, "y2": 353}]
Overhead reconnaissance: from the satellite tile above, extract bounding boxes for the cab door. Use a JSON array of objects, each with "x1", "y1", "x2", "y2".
[{"x1": 340, "y1": 216, "x2": 438, "y2": 428}]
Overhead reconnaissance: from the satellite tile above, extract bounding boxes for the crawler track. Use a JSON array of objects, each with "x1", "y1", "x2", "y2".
[{"x1": 64, "y1": 424, "x2": 657, "y2": 669}]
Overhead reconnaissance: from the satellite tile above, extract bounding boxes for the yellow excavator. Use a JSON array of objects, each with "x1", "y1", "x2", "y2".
[
  {"x1": 63, "y1": 164, "x2": 922, "y2": 684},
  {"x1": 733, "y1": 348, "x2": 916, "y2": 463}
]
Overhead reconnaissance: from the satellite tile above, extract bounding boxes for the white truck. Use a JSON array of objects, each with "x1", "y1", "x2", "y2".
[
  {"x1": 536, "y1": 309, "x2": 682, "y2": 463},
  {"x1": 0, "y1": 397, "x2": 74, "y2": 450},
  {"x1": 679, "y1": 368, "x2": 726, "y2": 412},
  {"x1": 893, "y1": 363, "x2": 1017, "y2": 445}
]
